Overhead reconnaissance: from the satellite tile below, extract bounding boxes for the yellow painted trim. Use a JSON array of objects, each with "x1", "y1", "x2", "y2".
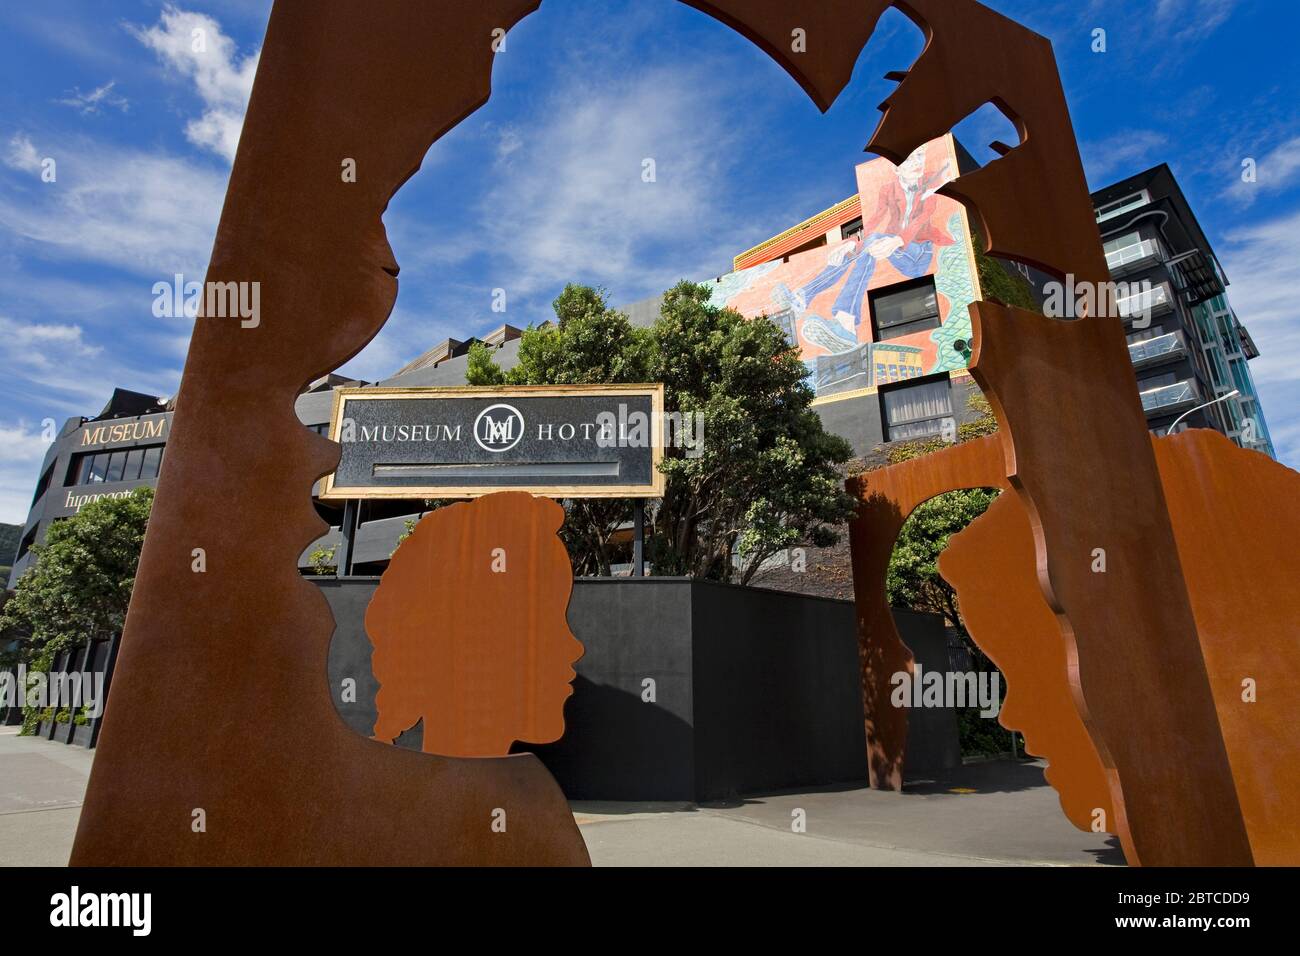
[{"x1": 733, "y1": 195, "x2": 860, "y2": 270}]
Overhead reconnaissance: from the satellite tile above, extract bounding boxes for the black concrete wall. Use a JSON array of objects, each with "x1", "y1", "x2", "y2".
[
  {"x1": 895, "y1": 609, "x2": 962, "y2": 777},
  {"x1": 318, "y1": 577, "x2": 954, "y2": 801}
]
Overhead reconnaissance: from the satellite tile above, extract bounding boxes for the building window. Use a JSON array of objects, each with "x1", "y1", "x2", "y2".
[
  {"x1": 104, "y1": 451, "x2": 126, "y2": 483},
  {"x1": 31, "y1": 462, "x2": 54, "y2": 506},
  {"x1": 16, "y1": 525, "x2": 37, "y2": 562},
  {"x1": 141, "y1": 445, "x2": 164, "y2": 479},
  {"x1": 1138, "y1": 370, "x2": 1178, "y2": 392},
  {"x1": 122, "y1": 447, "x2": 145, "y2": 482},
  {"x1": 871, "y1": 278, "x2": 942, "y2": 342},
  {"x1": 882, "y1": 376, "x2": 953, "y2": 441},
  {"x1": 840, "y1": 216, "x2": 863, "y2": 240},
  {"x1": 66, "y1": 445, "x2": 166, "y2": 487}
]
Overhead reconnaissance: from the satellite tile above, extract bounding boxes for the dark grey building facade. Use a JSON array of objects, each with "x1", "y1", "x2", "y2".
[{"x1": 1091, "y1": 164, "x2": 1275, "y2": 454}]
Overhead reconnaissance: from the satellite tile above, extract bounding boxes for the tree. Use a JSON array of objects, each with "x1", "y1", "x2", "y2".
[
  {"x1": 886, "y1": 486, "x2": 999, "y2": 654},
  {"x1": 650, "y1": 281, "x2": 854, "y2": 583},
  {"x1": 469, "y1": 281, "x2": 855, "y2": 582},
  {"x1": 879, "y1": 396, "x2": 1010, "y2": 755},
  {"x1": 0, "y1": 487, "x2": 153, "y2": 731},
  {"x1": 881, "y1": 393, "x2": 1000, "y2": 658}
]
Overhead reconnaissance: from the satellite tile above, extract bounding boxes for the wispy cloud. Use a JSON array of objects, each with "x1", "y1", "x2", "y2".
[
  {"x1": 0, "y1": 313, "x2": 179, "y2": 423},
  {"x1": 0, "y1": 422, "x2": 54, "y2": 526},
  {"x1": 0, "y1": 134, "x2": 226, "y2": 277},
  {"x1": 56, "y1": 80, "x2": 129, "y2": 115},
  {"x1": 475, "y1": 63, "x2": 747, "y2": 305},
  {"x1": 4, "y1": 134, "x2": 43, "y2": 173},
  {"x1": 1080, "y1": 129, "x2": 1168, "y2": 184},
  {"x1": 1153, "y1": 0, "x2": 1241, "y2": 43},
  {"x1": 1218, "y1": 206, "x2": 1300, "y2": 466},
  {"x1": 128, "y1": 4, "x2": 258, "y2": 163},
  {"x1": 1222, "y1": 135, "x2": 1300, "y2": 207}
]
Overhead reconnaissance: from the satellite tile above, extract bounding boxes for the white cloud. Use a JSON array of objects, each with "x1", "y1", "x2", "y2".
[
  {"x1": 0, "y1": 313, "x2": 181, "y2": 426},
  {"x1": 0, "y1": 422, "x2": 53, "y2": 525},
  {"x1": 1081, "y1": 129, "x2": 1168, "y2": 184},
  {"x1": 0, "y1": 135, "x2": 226, "y2": 278},
  {"x1": 4, "y1": 134, "x2": 42, "y2": 173},
  {"x1": 474, "y1": 64, "x2": 743, "y2": 303},
  {"x1": 1222, "y1": 135, "x2": 1300, "y2": 207},
  {"x1": 1218, "y1": 206, "x2": 1300, "y2": 467},
  {"x1": 1153, "y1": 0, "x2": 1240, "y2": 43},
  {"x1": 56, "y1": 80, "x2": 129, "y2": 115},
  {"x1": 129, "y1": 4, "x2": 258, "y2": 163}
]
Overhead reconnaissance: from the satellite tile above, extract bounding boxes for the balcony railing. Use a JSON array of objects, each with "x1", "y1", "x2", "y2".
[
  {"x1": 1117, "y1": 283, "x2": 1173, "y2": 320},
  {"x1": 1106, "y1": 238, "x2": 1162, "y2": 275},
  {"x1": 1140, "y1": 379, "x2": 1197, "y2": 413},
  {"x1": 1128, "y1": 330, "x2": 1185, "y2": 366}
]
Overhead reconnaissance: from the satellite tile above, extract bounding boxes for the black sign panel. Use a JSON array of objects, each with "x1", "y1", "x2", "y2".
[{"x1": 321, "y1": 386, "x2": 665, "y2": 498}]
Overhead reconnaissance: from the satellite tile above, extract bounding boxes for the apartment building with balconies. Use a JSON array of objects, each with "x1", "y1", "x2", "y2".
[{"x1": 1092, "y1": 165, "x2": 1275, "y2": 456}]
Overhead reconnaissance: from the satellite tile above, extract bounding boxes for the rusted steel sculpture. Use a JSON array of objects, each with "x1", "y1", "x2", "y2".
[
  {"x1": 844, "y1": 436, "x2": 1006, "y2": 789},
  {"x1": 1152, "y1": 432, "x2": 1300, "y2": 866},
  {"x1": 942, "y1": 431, "x2": 1300, "y2": 862},
  {"x1": 367, "y1": 493, "x2": 583, "y2": 758},
  {"x1": 72, "y1": 0, "x2": 590, "y2": 866},
  {"x1": 763, "y1": 0, "x2": 1254, "y2": 864},
  {"x1": 939, "y1": 492, "x2": 1115, "y2": 834},
  {"x1": 70, "y1": 0, "x2": 1274, "y2": 867}
]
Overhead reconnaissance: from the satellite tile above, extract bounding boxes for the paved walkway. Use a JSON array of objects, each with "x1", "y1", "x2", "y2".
[
  {"x1": 0, "y1": 726, "x2": 94, "y2": 866},
  {"x1": 575, "y1": 759, "x2": 1123, "y2": 866},
  {"x1": 0, "y1": 728, "x2": 1120, "y2": 866}
]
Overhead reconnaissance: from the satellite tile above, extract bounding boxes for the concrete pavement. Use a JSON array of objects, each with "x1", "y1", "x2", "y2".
[
  {"x1": 0, "y1": 728, "x2": 1121, "y2": 866},
  {"x1": 574, "y1": 759, "x2": 1123, "y2": 866}
]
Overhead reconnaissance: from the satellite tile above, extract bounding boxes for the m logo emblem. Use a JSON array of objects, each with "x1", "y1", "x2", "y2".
[{"x1": 474, "y1": 403, "x2": 525, "y2": 453}]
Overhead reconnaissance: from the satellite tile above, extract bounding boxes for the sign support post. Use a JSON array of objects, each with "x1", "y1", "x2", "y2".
[{"x1": 632, "y1": 500, "x2": 645, "y2": 577}]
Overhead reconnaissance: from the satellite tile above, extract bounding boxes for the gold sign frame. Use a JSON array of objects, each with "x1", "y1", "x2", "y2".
[{"x1": 320, "y1": 383, "x2": 667, "y2": 500}]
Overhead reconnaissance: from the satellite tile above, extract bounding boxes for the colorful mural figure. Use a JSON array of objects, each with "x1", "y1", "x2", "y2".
[{"x1": 709, "y1": 135, "x2": 980, "y2": 398}]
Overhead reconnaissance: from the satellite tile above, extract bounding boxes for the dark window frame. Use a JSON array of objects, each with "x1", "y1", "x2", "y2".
[
  {"x1": 879, "y1": 372, "x2": 955, "y2": 442},
  {"x1": 869, "y1": 276, "x2": 943, "y2": 342}
]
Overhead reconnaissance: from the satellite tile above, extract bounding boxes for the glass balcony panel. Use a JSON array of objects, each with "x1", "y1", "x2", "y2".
[
  {"x1": 1140, "y1": 379, "x2": 1196, "y2": 412},
  {"x1": 1127, "y1": 330, "x2": 1184, "y2": 364}
]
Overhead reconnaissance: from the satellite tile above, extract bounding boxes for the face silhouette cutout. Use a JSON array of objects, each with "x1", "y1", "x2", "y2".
[{"x1": 365, "y1": 492, "x2": 583, "y2": 758}]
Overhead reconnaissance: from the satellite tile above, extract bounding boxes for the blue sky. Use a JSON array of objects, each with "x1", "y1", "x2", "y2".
[{"x1": 1, "y1": 0, "x2": 1296, "y2": 522}]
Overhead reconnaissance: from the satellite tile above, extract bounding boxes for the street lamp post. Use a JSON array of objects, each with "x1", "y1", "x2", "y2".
[{"x1": 1167, "y1": 388, "x2": 1240, "y2": 436}]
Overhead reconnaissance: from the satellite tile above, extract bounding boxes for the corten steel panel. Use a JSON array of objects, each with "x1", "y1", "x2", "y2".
[
  {"x1": 970, "y1": 303, "x2": 1252, "y2": 866},
  {"x1": 939, "y1": 492, "x2": 1114, "y2": 833},
  {"x1": 1153, "y1": 431, "x2": 1300, "y2": 866},
  {"x1": 367, "y1": 494, "x2": 584, "y2": 759},
  {"x1": 942, "y1": 432, "x2": 1300, "y2": 861},
  {"x1": 693, "y1": 0, "x2": 1249, "y2": 865},
  {"x1": 71, "y1": 0, "x2": 590, "y2": 866},
  {"x1": 844, "y1": 435, "x2": 1006, "y2": 790},
  {"x1": 69, "y1": 0, "x2": 1264, "y2": 867}
]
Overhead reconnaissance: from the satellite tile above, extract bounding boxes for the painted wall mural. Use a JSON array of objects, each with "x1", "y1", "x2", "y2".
[{"x1": 708, "y1": 135, "x2": 980, "y2": 399}]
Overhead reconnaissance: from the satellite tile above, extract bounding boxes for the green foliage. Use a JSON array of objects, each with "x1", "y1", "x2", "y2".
[
  {"x1": 972, "y1": 230, "x2": 1038, "y2": 312},
  {"x1": 468, "y1": 281, "x2": 855, "y2": 581},
  {"x1": 886, "y1": 487, "x2": 999, "y2": 643},
  {"x1": 0, "y1": 487, "x2": 152, "y2": 733},
  {"x1": 465, "y1": 342, "x2": 506, "y2": 386},
  {"x1": 958, "y1": 706, "x2": 1014, "y2": 757},
  {"x1": 308, "y1": 543, "x2": 338, "y2": 576},
  {"x1": 0, "y1": 521, "x2": 20, "y2": 580}
]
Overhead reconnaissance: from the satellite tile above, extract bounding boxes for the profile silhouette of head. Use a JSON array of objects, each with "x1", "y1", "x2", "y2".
[{"x1": 365, "y1": 492, "x2": 583, "y2": 758}]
